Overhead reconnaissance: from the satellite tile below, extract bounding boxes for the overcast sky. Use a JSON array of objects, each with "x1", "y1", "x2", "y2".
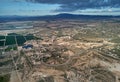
[{"x1": 0, "y1": 0, "x2": 120, "y2": 16}]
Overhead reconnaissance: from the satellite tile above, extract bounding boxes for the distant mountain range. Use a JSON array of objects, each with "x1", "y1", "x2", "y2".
[{"x1": 0, "y1": 13, "x2": 120, "y2": 22}]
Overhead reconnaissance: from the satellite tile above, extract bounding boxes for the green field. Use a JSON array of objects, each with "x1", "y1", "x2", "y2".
[
  {"x1": 0, "y1": 41, "x2": 4, "y2": 46},
  {"x1": 0, "y1": 33, "x2": 41, "y2": 47},
  {"x1": 0, "y1": 36, "x2": 5, "y2": 40},
  {"x1": 25, "y1": 35, "x2": 35, "y2": 40},
  {"x1": 5, "y1": 36, "x2": 16, "y2": 45},
  {"x1": 16, "y1": 36, "x2": 26, "y2": 46}
]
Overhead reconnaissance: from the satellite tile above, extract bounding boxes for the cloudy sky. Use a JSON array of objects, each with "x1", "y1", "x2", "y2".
[{"x1": 0, "y1": 0, "x2": 120, "y2": 16}]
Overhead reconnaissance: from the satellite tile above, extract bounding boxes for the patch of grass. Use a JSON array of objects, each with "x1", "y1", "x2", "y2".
[
  {"x1": 5, "y1": 46, "x2": 12, "y2": 51},
  {"x1": 0, "y1": 74, "x2": 10, "y2": 82},
  {"x1": 5, "y1": 46, "x2": 17, "y2": 51}
]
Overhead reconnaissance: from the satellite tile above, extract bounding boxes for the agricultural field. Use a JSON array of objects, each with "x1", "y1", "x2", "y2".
[{"x1": 0, "y1": 33, "x2": 38, "y2": 47}]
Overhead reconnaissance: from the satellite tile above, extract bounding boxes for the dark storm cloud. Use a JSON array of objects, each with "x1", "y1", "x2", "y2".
[{"x1": 25, "y1": 0, "x2": 120, "y2": 12}]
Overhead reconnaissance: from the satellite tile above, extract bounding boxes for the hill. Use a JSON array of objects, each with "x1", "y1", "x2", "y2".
[{"x1": 0, "y1": 13, "x2": 120, "y2": 22}]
